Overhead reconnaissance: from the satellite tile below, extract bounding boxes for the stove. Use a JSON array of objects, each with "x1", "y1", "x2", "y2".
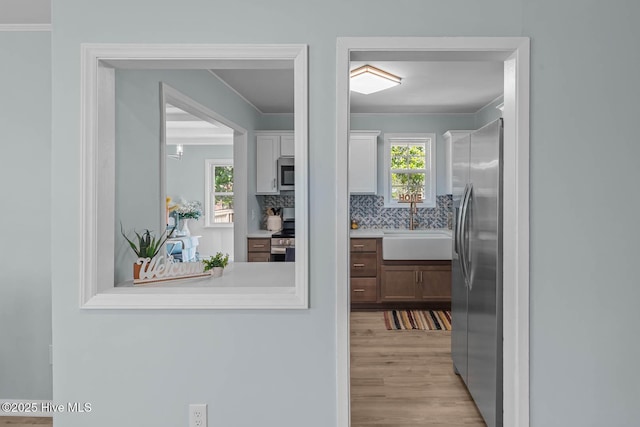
[{"x1": 270, "y1": 219, "x2": 295, "y2": 261}]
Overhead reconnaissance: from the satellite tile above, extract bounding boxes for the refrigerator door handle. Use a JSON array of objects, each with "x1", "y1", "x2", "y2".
[
  {"x1": 460, "y1": 183, "x2": 473, "y2": 289},
  {"x1": 454, "y1": 184, "x2": 468, "y2": 258}
]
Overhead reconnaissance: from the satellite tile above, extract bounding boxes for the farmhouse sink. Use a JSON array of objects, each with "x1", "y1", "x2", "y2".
[
  {"x1": 382, "y1": 229, "x2": 453, "y2": 260},
  {"x1": 383, "y1": 229, "x2": 451, "y2": 236}
]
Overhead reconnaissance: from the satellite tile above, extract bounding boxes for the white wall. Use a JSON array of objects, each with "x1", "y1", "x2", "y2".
[
  {"x1": 49, "y1": 1, "x2": 640, "y2": 426},
  {"x1": 0, "y1": 31, "x2": 52, "y2": 400}
]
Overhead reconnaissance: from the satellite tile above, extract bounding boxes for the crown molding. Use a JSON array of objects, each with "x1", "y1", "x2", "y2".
[{"x1": 0, "y1": 23, "x2": 51, "y2": 31}]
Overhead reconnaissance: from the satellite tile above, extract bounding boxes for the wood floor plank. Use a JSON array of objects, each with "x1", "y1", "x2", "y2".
[
  {"x1": 351, "y1": 311, "x2": 485, "y2": 427},
  {"x1": 0, "y1": 417, "x2": 52, "y2": 427}
]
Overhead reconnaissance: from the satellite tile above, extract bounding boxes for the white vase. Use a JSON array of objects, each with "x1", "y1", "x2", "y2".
[
  {"x1": 181, "y1": 218, "x2": 191, "y2": 236},
  {"x1": 211, "y1": 267, "x2": 224, "y2": 278}
]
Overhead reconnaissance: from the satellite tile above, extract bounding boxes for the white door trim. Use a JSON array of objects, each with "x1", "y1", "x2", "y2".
[{"x1": 335, "y1": 37, "x2": 530, "y2": 427}]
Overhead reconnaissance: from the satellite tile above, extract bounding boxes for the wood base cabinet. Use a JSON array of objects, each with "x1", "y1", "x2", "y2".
[
  {"x1": 248, "y1": 238, "x2": 271, "y2": 262},
  {"x1": 381, "y1": 264, "x2": 451, "y2": 303},
  {"x1": 349, "y1": 237, "x2": 451, "y2": 310},
  {"x1": 350, "y1": 238, "x2": 381, "y2": 305},
  {"x1": 351, "y1": 277, "x2": 377, "y2": 302}
]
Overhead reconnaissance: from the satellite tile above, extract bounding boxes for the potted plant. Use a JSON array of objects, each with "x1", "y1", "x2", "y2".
[
  {"x1": 202, "y1": 252, "x2": 230, "y2": 278},
  {"x1": 121, "y1": 224, "x2": 174, "y2": 280}
]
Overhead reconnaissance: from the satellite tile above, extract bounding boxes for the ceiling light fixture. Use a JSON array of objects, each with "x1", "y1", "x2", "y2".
[
  {"x1": 350, "y1": 65, "x2": 401, "y2": 95},
  {"x1": 168, "y1": 144, "x2": 184, "y2": 160}
]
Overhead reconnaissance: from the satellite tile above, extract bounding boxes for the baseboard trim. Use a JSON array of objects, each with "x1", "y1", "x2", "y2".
[
  {"x1": 0, "y1": 24, "x2": 52, "y2": 32},
  {"x1": 0, "y1": 399, "x2": 53, "y2": 417}
]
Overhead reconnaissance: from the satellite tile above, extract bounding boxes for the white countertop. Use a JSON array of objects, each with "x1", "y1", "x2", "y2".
[
  {"x1": 350, "y1": 228, "x2": 452, "y2": 238},
  {"x1": 247, "y1": 230, "x2": 275, "y2": 238},
  {"x1": 113, "y1": 262, "x2": 295, "y2": 291}
]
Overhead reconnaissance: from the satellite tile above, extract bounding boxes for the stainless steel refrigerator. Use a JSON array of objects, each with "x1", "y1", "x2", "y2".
[{"x1": 451, "y1": 118, "x2": 503, "y2": 427}]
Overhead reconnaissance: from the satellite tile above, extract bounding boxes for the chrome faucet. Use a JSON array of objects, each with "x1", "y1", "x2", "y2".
[{"x1": 409, "y1": 201, "x2": 418, "y2": 230}]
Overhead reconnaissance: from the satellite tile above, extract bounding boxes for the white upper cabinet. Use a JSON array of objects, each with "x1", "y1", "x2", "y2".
[
  {"x1": 256, "y1": 134, "x2": 280, "y2": 194},
  {"x1": 280, "y1": 133, "x2": 295, "y2": 157},
  {"x1": 256, "y1": 131, "x2": 294, "y2": 195},
  {"x1": 443, "y1": 130, "x2": 472, "y2": 195},
  {"x1": 349, "y1": 131, "x2": 380, "y2": 194}
]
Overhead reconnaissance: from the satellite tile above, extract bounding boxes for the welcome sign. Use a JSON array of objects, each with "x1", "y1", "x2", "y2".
[{"x1": 133, "y1": 256, "x2": 211, "y2": 285}]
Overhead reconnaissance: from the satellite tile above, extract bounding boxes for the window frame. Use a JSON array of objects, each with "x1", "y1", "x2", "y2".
[
  {"x1": 79, "y1": 43, "x2": 309, "y2": 310},
  {"x1": 383, "y1": 133, "x2": 436, "y2": 208},
  {"x1": 205, "y1": 158, "x2": 234, "y2": 228}
]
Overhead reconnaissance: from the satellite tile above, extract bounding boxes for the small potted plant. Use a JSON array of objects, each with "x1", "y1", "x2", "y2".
[
  {"x1": 121, "y1": 224, "x2": 174, "y2": 280},
  {"x1": 202, "y1": 252, "x2": 230, "y2": 278}
]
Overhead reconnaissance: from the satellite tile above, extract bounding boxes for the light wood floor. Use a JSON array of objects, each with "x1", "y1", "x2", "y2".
[
  {"x1": 2, "y1": 313, "x2": 482, "y2": 427},
  {"x1": 0, "y1": 418, "x2": 52, "y2": 427},
  {"x1": 351, "y1": 311, "x2": 485, "y2": 427}
]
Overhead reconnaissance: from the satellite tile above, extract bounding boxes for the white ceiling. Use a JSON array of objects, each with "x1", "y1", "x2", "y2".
[
  {"x1": 211, "y1": 59, "x2": 503, "y2": 115},
  {"x1": 166, "y1": 104, "x2": 233, "y2": 146},
  {"x1": 349, "y1": 61, "x2": 503, "y2": 114},
  {"x1": 210, "y1": 69, "x2": 295, "y2": 114}
]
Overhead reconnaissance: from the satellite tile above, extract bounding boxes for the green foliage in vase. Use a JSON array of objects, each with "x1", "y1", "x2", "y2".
[
  {"x1": 120, "y1": 224, "x2": 174, "y2": 259},
  {"x1": 176, "y1": 200, "x2": 203, "y2": 220},
  {"x1": 202, "y1": 252, "x2": 230, "y2": 271}
]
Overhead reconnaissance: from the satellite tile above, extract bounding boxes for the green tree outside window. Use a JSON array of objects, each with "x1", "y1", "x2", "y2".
[{"x1": 390, "y1": 143, "x2": 427, "y2": 200}]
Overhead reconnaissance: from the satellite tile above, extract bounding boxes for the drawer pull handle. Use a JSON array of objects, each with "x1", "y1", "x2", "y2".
[
  {"x1": 253, "y1": 244, "x2": 265, "y2": 248},
  {"x1": 352, "y1": 244, "x2": 365, "y2": 248},
  {"x1": 353, "y1": 263, "x2": 365, "y2": 268},
  {"x1": 353, "y1": 289, "x2": 365, "y2": 292}
]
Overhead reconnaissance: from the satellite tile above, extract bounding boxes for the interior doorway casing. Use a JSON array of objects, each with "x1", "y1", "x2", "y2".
[{"x1": 335, "y1": 37, "x2": 530, "y2": 427}]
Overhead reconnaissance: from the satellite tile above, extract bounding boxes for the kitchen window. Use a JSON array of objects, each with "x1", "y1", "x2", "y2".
[
  {"x1": 205, "y1": 158, "x2": 234, "y2": 227},
  {"x1": 383, "y1": 133, "x2": 436, "y2": 208}
]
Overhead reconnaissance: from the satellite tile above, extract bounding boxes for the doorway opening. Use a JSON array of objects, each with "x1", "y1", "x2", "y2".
[
  {"x1": 160, "y1": 83, "x2": 238, "y2": 262},
  {"x1": 336, "y1": 37, "x2": 530, "y2": 427}
]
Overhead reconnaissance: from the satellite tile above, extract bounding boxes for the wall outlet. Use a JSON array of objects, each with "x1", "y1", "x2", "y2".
[{"x1": 189, "y1": 403, "x2": 207, "y2": 427}]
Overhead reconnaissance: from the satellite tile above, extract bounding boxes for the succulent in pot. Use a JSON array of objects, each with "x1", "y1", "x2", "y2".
[
  {"x1": 120, "y1": 224, "x2": 174, "y2": 279},
  {"x1": 202, "y1": 252, "x2": 230, "y2": 278}
]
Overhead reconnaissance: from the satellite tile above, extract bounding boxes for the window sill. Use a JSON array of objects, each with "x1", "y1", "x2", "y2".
[
  {"x1": 83, "y1": 262, "x2": 303, "y2": 309},
  {"x1": 204, "y1": 223, "x2": 235, "y2": 228}
]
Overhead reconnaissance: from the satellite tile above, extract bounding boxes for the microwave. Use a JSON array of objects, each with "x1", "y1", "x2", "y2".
[{"x1": 277, "y1": 157, "x2": 295, "y2": 191}]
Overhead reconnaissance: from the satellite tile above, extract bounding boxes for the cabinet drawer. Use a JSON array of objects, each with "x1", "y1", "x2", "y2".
[
  {"x1": 248, "y1": 252, "x2": 271, "y2": 262},
  {"x1": 248, "y1": 238, "x2": 271, "y2": 252},
  {"x1": 351, "y1": 253, "x2": 377, "y2": 277},
  {"x1": 350, "y1": 239, "x2": 377, "y2": 253},
  {"x1": 351, "y1": 278, "x2": 377, "y2": 302}
]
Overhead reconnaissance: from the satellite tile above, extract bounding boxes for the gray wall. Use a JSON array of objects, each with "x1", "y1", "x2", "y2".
[
  {"x1": 524, "y1": 2, "x2": 640, "y2": 425},
  {"x1": 49, "y1": 1, "x2": 640, "y2": 427},
  {"x1": 0, "y1": 31, "x2": 52, "y2": 400}
]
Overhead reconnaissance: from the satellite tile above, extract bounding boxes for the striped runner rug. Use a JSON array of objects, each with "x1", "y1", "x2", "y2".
[{"x1": 384, "y1": 310, "x2": 452, "y2": 331}]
